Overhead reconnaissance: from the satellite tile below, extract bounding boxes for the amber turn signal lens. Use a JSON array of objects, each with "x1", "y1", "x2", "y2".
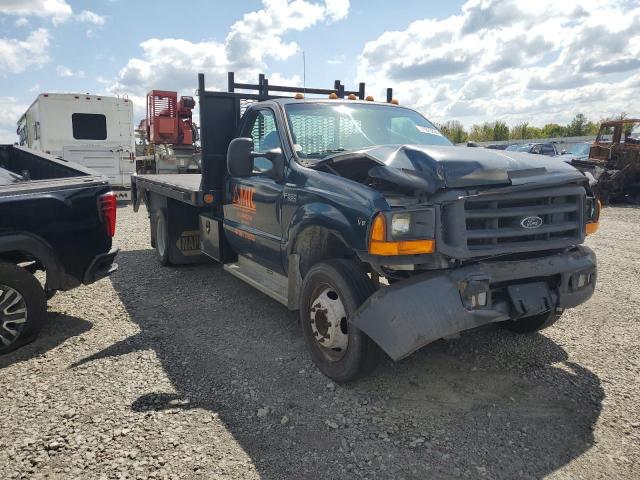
[
  {"x1": 585, "y1": 222, "x2": 599, "y2": 235},
  {"x1": 370, "y1": 214, "x2": 386, "y2": 241},
  {"x1": 369, "y1": 239, "x2": 435, "y2": 256},
  {"x1": 368, "y1": 214, "x2": 434, "y2": 255}
]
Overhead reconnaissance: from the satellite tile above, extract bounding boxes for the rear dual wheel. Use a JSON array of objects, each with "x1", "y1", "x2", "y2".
[
  {"x1": 155, "y1": 210, "x2": 171, "y2": 266},
  {"x1": 300, "y1": 259, "x2": 381, "y2": 383}
]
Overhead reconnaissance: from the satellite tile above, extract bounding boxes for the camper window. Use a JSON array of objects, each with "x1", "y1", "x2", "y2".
[{"x1": 72, "y1": 113, "x2": 107, "y2": 140}]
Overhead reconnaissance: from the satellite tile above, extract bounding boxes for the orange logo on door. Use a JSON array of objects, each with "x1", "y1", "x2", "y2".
[{"x1": 232, "y1": 185, "x2": 256, "y2": 212}]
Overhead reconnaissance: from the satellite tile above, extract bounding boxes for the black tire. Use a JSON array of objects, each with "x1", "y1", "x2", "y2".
[
  {"x1": 155, "y1": 210, "x2": 171, "y2": 266},
  {"x1": 502, "y1": 309, "x2": 563, "y2": 334},
  {"x1": 45, "y1": 288, "x2": 57, "y2": 300},
  {"x1": 150, "y1": 218, "x2": 157, "y2": 249},
  {"x1": 0, "y1": 261, "x2": 47, "y2": 355},
  {"x1": 299, "y1": 259, "x2": 381, "y2": 383}
]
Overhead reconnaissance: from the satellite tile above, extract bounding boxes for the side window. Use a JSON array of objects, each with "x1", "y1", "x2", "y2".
[
  {"x1": 541, "y1": 144, "x2": 555, "y2": 155},
  {"x1": 249, "y1": 110, "x2": 280, "y2": 153},
  {"x1": 530, "y1": 144, "x2": 541, "y2": 154},
  {"x1": 597, "y1": 125, "x2": 614, "y2": 143},
  {"x1": 621, "y1": 122, "x2": 640, "y2": 144},
  {"x1": 247, "y1": 110, "x2": 280, "y2": 173}
]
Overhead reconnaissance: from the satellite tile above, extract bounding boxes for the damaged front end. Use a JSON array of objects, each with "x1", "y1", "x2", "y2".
[
  {"x1": 351, "y1": 246, "x2": 596, "y2": 361},
  {"x1": 308, "y1": 144, "x2": 598, "y2": 361}
]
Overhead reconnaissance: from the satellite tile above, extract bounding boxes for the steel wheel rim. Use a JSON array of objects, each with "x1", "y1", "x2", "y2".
[
  {"x1": 0, "y1": 284, "x2": 28, "y2": 348},
  {"x1": 157, "y1": 215, "x2": 167, "y2": 257},
  {"x1": 309, "y1": 283, "x2": 349, "y2": 362}
]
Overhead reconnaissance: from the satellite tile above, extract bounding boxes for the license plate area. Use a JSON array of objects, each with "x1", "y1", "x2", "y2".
[{"x1": 507, "y1": 282, "x2": 553, "y2": 318}]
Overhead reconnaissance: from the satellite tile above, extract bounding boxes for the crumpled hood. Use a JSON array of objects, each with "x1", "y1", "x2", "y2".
[{"x1": 328, "y1": 144, "x2": 586, "y2": 193}]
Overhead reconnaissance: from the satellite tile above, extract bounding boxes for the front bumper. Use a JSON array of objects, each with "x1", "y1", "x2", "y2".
[
  {"x1": 352, "y1": 246, "x2": 596, "y2": 361},
  {"x1": 83, "y1": 247, "x2": 119, "y2": 284}
]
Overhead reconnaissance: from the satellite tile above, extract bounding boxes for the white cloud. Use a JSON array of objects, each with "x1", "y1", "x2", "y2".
[
  {"x1": 357, "y1": 0, "x2": 640, "y2": 127},
  {"x1": 0, "y1": 28, "x2": 51, "y2": 75},
  {"x1": 0, "y1": 2, "x2": 105, "y2": 27},
  {"x1": 0, "y1": 96, "x2": 28, "y2": 143},
  {"x1": 108, "y1": 0, "x2": 349, "y2": 120},
  {"x1": 0, "y1": 0, "x2": 73, "y2": 25},
  {"x1": 75, "y1": 10, "x2": 105, "y2": 25},
  {"x1": 56, "y1": 65, "x2": 84, "y2": 78}
]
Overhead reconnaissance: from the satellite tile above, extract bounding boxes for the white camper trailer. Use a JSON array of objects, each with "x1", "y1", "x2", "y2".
[{"x1": 17, "y1": 93, "x2": 135, "y2": 198}]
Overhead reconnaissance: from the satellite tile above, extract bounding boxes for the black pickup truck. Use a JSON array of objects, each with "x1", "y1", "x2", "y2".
[
  {"x1": 133, "y1": 73, "x2": 599, "y2": 382},
  {"x1": 0, "y1": 145, "x2": 118, "y2": 353}
]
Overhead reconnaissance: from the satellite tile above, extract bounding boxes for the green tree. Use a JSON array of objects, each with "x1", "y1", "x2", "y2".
[
  {"x1": 541, "y1": 123, "x2": 566, "y2": 138},
  {"x1": 566, "y1": 113, "x2": 588, "y2": 136},
  {"x1": 510, "y1": 122, "x2": 529, "y2": 140},
  {"x1": 493, "y1": 121, "x2": 509, "y2": 141},
  {"x1": 437, "y1": 120, "x2": 468, "y2": 144}
]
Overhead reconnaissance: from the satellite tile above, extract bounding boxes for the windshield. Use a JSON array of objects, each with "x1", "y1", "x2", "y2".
[
  {"x1": 569, "y1": 143, "x2": 591, "y2": 156},
  {"x1": 284, "y1": 103, "x2": 452, "y2": 161}
]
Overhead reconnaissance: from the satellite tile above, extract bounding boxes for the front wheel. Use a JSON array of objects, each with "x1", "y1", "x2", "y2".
[
  {"x1": 299, "y1": 259, "x2": 381, "y2": 383},
  {"x1": 0, "y1": 261, "x2": 46, "y2": 354}
]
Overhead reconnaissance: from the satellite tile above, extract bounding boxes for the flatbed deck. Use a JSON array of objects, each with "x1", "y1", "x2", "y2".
[{"x1": 133, "y1": 174, "x2": 209, "y2": 206}]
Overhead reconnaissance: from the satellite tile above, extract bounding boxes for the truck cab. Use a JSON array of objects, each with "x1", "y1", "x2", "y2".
[{"x1": 133, "y1": 73, "x2": 599, "y2": 382}]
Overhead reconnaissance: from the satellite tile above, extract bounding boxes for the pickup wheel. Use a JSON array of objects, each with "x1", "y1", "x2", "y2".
[
  {"x1": 0, "y1": 261, "x2": 46, "y2": 355},
  {"x1": 502, "y1": 309, "x2": 563, "y2": 334},
  {"x1": 300, "y1": 259, "x2": 380, "y2": 383},
  {"x1": 155, "y1": 210, "x2": 171, "y2": 266}
]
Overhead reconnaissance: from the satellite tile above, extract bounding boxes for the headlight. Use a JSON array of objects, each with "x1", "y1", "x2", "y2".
[
  {"x1": 369, "y1": 209, "x2": 436, "y2": 256},
  {"x1": 391, "y1": 213, "x2": 411, "y2": 237}
]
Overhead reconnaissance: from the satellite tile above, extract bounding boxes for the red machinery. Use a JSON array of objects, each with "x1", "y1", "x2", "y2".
[
  {"x1": 146, "y1": 90, "x2": 196, "y2": 146},
  {"x1": 137, "y1": 90, "x2": 200, "y2": 173}
]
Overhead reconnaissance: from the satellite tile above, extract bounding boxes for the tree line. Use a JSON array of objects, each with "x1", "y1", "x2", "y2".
[{"x1": 435, "y1": 113, "x2": 622, "y2": 144}]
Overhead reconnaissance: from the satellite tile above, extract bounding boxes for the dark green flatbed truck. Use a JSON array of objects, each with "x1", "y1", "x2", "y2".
[{"x1": 133, "y1": 73, "x2": 599, "y2": 382}]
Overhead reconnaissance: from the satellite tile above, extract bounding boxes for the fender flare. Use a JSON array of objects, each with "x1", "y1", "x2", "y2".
[
  {"x1": 0, "y1": 233, "x2": 67, "y2": 290},
  {"x1": 284, "y1": 203, "x2": 366, "y2": 310},
  {"x1": 285, "y1": 202, "x2": 364, "y2": 260}
]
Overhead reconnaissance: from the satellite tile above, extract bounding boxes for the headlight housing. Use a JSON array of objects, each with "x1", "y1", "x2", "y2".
[{"x1": 369, "y1": 209, "x2": 436, "y2": 256}]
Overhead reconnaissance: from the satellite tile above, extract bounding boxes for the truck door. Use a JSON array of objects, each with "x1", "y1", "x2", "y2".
[{"x1": 223, "y1": 108, "x2": 285, "y2": 274}]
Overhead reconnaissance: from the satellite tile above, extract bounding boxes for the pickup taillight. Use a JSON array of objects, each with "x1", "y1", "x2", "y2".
[{"x1": 99, "y1": 192, "x2": 117, "y2": 237}]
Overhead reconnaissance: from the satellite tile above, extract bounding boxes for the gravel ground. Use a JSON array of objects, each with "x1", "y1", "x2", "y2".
[{"x1": 1, "y1": 205, "x2": 638, "y2": 479}]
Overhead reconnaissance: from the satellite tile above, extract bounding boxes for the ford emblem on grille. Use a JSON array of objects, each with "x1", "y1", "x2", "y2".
[{"x1": 520, "y1": 216, "x2": 543, "y2": 229}]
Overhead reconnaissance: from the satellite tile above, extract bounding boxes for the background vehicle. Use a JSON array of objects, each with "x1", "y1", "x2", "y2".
[
  {"x1": 557, "y1": 142, "x2": 591, "y2": 163},
  {"x1": 571, "y1": 119, "x2": 640, "y2": 203},
  {"x1": 135, "y1": 90, "x2": 200, "y2": 174},
  {"x1": 133, "y1": 72, "x2": 599, "y2": 382},
  {"x1": 506, "y1": 142, "x2": 559, "y2": 156},
  {"x1": 485, "y1": 144, "x2": 509, "y2": 150},
  {"x1": 0, "y1": 145, "x2": 118, "y2": 353},
  {"x1": 17, "y1": 93, "x2": 135, "y2": 200}
]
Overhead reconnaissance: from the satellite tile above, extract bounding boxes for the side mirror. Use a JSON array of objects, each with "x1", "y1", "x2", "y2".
[{"x1": 227, "y1": 137, "x2": 254, "y2": 177}]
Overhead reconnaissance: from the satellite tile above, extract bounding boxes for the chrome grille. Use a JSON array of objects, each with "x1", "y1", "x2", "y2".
[{"x1": 463, "y1": 187, "x2": 584, "y2": 253}]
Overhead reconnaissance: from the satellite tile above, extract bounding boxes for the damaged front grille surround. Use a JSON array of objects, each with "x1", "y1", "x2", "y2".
[{"x1": 440, "y1": 186, "x2": 587, "y2": 258}]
